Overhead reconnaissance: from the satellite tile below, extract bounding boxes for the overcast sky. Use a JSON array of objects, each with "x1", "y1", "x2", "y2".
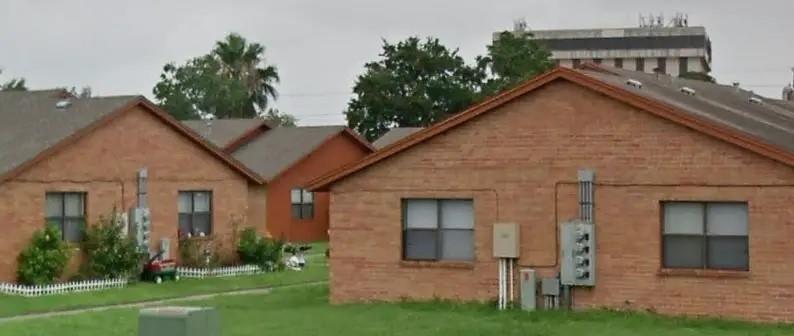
[{"x1": 1, "y1": 0, "x2": 792, "y2": 125}]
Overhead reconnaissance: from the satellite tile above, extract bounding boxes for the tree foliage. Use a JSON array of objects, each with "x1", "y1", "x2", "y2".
[
  {"x1": 154, "y1": 33, "x2": 289, "y2": 121},
  {"x1": 345, "y1": 37, "x2": 485, "y2": 140},
  {"x1": 263, "y1": 108, "x2": 297, "y2": 127},
  {"x1": 346, "y1": 32, "x2": 553, "y2": 140},
  {"x1": 17, "y1": 226, "x2": 71, "y2": 285},
  {"x1": 81, "y1": 214, "x2": 144, "y2": 279},
  {"x1": 1, "y1": 69, "x2": 27, "y2": 91}
]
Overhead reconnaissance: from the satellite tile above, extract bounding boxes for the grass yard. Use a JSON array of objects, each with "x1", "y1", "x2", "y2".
[
  {"x1": 2, "y1": 285, "x2": 793, "y2": 336},
  {"x1": 0, "y1": 261, "x2": 327, "y2": 318}
]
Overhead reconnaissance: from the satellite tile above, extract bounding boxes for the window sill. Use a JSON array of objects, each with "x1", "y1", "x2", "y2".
[
  {"x1": 399, "y1": 260, "x2": 475, "y2": 270},
  {"x1": 658, "y1": 268, "x2": 750, "y2": 279}
]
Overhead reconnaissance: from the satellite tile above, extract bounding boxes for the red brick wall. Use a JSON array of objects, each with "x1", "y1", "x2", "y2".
[
  {"x1": 266, "y1": 133, "x2": 371, "y2": 242},
  {"x1": 327, "y1": 80, "x2": 794, "y2": 321},
  {"x1": 0, "y1": 106, "x2": 255, "y2": 281}
]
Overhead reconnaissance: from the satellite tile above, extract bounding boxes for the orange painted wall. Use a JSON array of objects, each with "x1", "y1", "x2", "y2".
[{"x1": 265, "y1": 132, "x2": 371, "y2": 242}]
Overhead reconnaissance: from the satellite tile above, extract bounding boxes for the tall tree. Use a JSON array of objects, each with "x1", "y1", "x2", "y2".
[
  {"x1": 153, "y1": 33, "x2": 285, "y2": 121},
  {"x1": 263, "y1": 108, "x2": 297, "y2": 127},
  {"x1": 345, "y1": 33, "x2": 553, "y2": 141},
  {"x1": 0, "y1": 69, "x2": 27, "y2": 91},
  {"x1": 345, "y1": 37, "x2": 484, "y2": 140},
  {"x1": 478, "y1": 31, "x2": 554, "y2": 94}
]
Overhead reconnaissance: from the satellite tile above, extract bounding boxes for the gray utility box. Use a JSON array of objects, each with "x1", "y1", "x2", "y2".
[
  {"x1": 560, "y1": 220, "x2": 596, "y2": 287},
  {"x1": 519, "y1": 269, "x2": 536, "y2": 311},
  {"x1": 139, "y1": 307, "x2": 219, "y2": 336}
]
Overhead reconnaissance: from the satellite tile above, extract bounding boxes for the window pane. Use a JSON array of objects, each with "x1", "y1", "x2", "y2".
[
  {"x1": 441, "y1": 200, "x2": 473, "y2": 229},
  {"x1": 178, "y1": 214, "x2": 192, "y2": 236},
  {"x1": 193, "y1": 192, "x2": 211, "y2": 212},
  {"x1": 291, "y1": 189, "x2": 302, "y2": 203},
  {"x1": 405, "y1": 200, "x2": 438, "y2": 229},
  {"x1": 404, "y1": 229, "x2": 437, "y2": 260},
  {"x1": 708, "y1": 237, "x2": 748, "y2": 270},
  {"x1": 47, "y1": 219, "x2": 64, "y2": 237},
  {"x1": 302, "y1": 190, "x2": 313, "y2": 203},
  {"x1": 663, "y1": 235, "x2": 704, "y2": 268},
  {"x1": 291, "y1": 204, "x2": 303, "y2": 219},
  {"x1": 302, "y1": 204, "x2": 314, "y2": 219},
  {"x1": 64, "y1": 194, "x2": 84, "y2": 217},
  {"x1": 441, "y1": 229, "x2": 474, "y2": 261},
  {"x1": 707, "y1": 203, "x2": 748, "y2": 236},
  {"x1": 193, "y1": 214, "x2": 212, "y2": 236},
  {"x1": 46, "y1": 193, "x2": 63, "y2": 217},
  {"x1": 178, "y1": 192, "x2": 192, "y2": 214},
  {"x1": 64, "y1": 219, "x2": 84, "y2": 242},
  {"x1": 663, "y1": 202, "x2": 703, "y2": 234}
]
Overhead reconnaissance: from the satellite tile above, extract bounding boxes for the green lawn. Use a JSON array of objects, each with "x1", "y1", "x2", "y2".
[
  {"x1": 0, "y1": 263, "x2": 327, "y2": 318},
  {"x1": 2, "y1": 285, "x2": 793, "y2": 336}
]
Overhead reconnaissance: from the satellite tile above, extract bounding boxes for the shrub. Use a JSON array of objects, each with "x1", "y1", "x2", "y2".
[
  {"x1": 81, "y1": 214, "x2": 144, "y2": 279},
  {"x1": 17, "y1": 225, "x2": 71, "y2": 285},
  {"x1": 237, "y1": 228, "x2": 284, "y2": 271},
  {"x1": 179, "y1": 236, "x2": 221, "y2": 268}
]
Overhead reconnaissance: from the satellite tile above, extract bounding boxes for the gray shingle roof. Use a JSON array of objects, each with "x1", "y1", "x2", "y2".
[
  {"x1": 373, "y1": 127, "x2": 424, "y2": 149},
  {"x1": 0, "y1": 90, "x2": 137, "y2": 177},
  {"x1": 181, "y1": 118, "x2": 266, "y2": 148},
  {"x1": 580, "y1": 67, "x2": 794, "y2": 155},
  {"x1": 231, "y1": 126, "x2": 346, "y2": 180}
]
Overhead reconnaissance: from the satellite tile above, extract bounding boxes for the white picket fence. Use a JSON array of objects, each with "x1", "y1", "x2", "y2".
[
  {"x1": 177, "y1": 264, "x2": 263, "y2": 279},
  {"x1": 0, "y1": 278, "x2": 128, "y2": 297}
]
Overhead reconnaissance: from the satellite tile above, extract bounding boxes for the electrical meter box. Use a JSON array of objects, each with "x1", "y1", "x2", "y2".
[
  {"x1": 560, "y1": 220, "x2": 596, "y2": 287},
  {"x1": 493, "y1": 223, "x2": 519, "y2": 258},
  {"x1": 139, "y1": 306, "x2": 219, "y2": 336}
]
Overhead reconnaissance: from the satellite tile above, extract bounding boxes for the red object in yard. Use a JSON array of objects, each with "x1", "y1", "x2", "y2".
[{"x1": 146, "y1": 259, "x2": 176, "y2": 273}]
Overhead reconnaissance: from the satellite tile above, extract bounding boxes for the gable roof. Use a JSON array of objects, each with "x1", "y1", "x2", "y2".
[
  {"x1": 309, "y1": 66, "x2": 794, "y2": 191},
  {"x1": 230, "y1": 126, "x2": 375, "y2": 181},
  {"x1": 0, "y1": 90, "x2": 264, "y2": 184},
  {"x1": 182, "y1": 118, "x2": 269, "y2": 149},
  {"x1": 373, "y1": 127, "x2": 424, "y2": 149}
]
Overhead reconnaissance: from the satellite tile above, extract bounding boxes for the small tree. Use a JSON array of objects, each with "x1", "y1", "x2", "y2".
[
  {"x1": 81, "y1": 214, "x2": 144, "y2": 279},
  {"x1": 17, "y1": 225, "x2": 71, "y2": 285},
  {"x1": 237, "y1": 228, "x2": 284, "y2": 271}
]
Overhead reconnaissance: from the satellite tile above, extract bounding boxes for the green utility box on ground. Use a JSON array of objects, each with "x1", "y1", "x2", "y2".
[{"x1": 139, "y1": 306, "x2": 219, "y2": 336}]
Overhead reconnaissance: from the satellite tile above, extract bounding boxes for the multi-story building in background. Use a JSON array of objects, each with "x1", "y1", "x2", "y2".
[{"x1": 506, "y1": 15, "x2": 712, "y2": 77}]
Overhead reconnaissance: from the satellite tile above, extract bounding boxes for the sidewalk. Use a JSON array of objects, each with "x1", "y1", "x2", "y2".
[{"x1": 0, "y1": 280, "x2": 327, "y2": 324}]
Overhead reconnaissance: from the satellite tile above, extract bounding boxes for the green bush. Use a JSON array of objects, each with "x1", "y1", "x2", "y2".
[
  {"x1": 81, "y1": 214, "x2": 144, "y2": 279},
  {"x1": 179, "y1": 236, "x2": 221, "y2": 268},
  {"x1": 237, "y1": 228, "x2": 284, "y2": 271},
  {"x1": 17, "y1": 225, "x2": 71, "y2": 285}
]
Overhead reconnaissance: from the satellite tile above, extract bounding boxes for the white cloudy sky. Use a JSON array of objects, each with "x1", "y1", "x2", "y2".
[{"x1": 1, "y1": 0, "x2": 791, "y2": 125}]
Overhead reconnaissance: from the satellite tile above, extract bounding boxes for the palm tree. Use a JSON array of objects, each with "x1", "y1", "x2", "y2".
[{"x1": 212, "y1": 33, "x2": 279, "y2": 118}]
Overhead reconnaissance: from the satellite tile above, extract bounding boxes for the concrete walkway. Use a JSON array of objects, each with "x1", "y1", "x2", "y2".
[{"x1": 0, "y1": 280, "x2": 327, "y2": 324}]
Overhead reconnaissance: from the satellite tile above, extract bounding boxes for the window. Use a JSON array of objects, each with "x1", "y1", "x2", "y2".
[
  {"x1": 291, "y1": 188, "x2": 314, "y2": 219},
  {"x1": 403, "y1": 199, "x2": 474, "y2": 261},
  {"x1": 572, "y1": 59, "x2": 581, "y2": 68},
  {"x1": 46, "y1": 192, "x2": 86, "y2": 242},
  {"x1": 178, "y1": 191, "x2": 212, "y2": 236},
  {"x1": 614, "y1": 58, "x2": 623, "y2": 69},
  {"x1": 656, "y1": 57, "x2": 667, "y2": 73},
  {"x1": 662, "y1": 202, "x2": 749, "y2": 270},
  {"x1": 636, "y1": 58, "x2": 645, "y2": 72},
  {"x1": 678, "y1": 57, "x2": 688, "y2": 76},
  {"x1": 593, "y1": 58, "x2": 602, "y2": 64}
]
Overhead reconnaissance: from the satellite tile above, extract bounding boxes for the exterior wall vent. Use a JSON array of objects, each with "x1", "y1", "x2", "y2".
[
  {"x1": 680, "y1": 86, "x2": 696, "y2": 96},
  {"x1": 749, "y1": 96, "x2": 763, "y2": 105},
  {"x1": 625, "y1": 79, "x2": 643, "y2": 89}
]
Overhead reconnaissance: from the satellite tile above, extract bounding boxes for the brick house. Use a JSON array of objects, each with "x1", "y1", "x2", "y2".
[
  {"x1": 0, "y1": 90, "x2": 265, "y2": 282},
  {"x1": 184, "y1": 121, "x2": 374, "y2": 242},
  {"x1": 310, "y1": 66, "x2": 794, "y2": 322}
]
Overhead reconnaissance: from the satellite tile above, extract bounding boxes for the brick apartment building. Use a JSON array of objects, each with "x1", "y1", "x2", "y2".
[
  {"x1": 184, "y1": 120, "x2": 374, "y2": 242},
  {"x1": 0, "y1": 90, "x2": 264, "y2": 281},
  {"x1": 311, "y1": 66, "x2": 794, "y2": 321}
]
